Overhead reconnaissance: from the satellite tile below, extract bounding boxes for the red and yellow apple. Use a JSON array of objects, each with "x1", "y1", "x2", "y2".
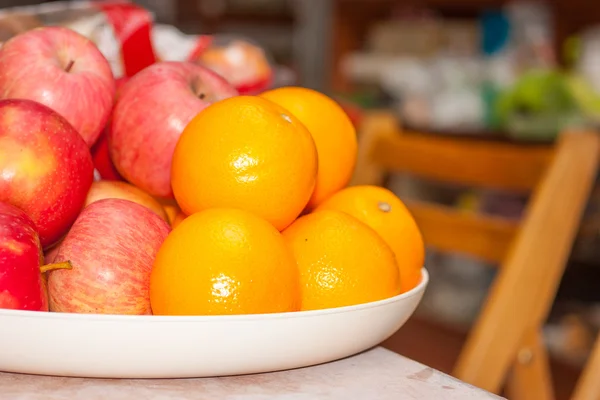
[
  {"x1": 109, "y1": 61, "x2": 238, "y2": 198},
  {"x1": 0, "y1": 26, "x2": 115, "y2": 147},
  {"x1": 85, "y1": 180, "x2": 168, "y2": 222},
  {"x1": 0, "y1": 99, "x2": 94, "y2": 249},
  {"x1": 0, "y1": 201, "x2": 70, "y2": 311},
  {"x1": 155, "y1": 197, "x2": 181, "y2": 226},
  {"x1": 47, "y1": 198, "x2": 171, "y2": 315}
]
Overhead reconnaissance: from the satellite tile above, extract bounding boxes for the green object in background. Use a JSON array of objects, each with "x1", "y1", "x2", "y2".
[
  {"x1": 510, "y1": 69, "x2": 574, "y2": 113},
  {"x1": 565, "y1": 73, "x2": 600, "y2": 123},
  {"x1": 492, "y1": 69, "x2": 580, "y2": 141}
]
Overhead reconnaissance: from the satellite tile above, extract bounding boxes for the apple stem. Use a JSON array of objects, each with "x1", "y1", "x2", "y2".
[
  {"x1": 198, "y1": 93, "x2": 206, "y2": 100},
  {"x1": 65, "y1": 60, "x2": 75, "y2": 73},
  {"x1": 40, "y1": 261, "x2": 73, "y2": 273}
]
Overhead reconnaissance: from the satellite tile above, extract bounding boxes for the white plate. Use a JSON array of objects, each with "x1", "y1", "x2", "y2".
[{"x1": 0, "y1": 269, "x2": 428, "y2": 379}]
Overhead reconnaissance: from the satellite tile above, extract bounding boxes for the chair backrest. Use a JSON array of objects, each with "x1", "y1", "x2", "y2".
[{"x1": 352, "y1": 111, "x2": 600, "y2": 398}]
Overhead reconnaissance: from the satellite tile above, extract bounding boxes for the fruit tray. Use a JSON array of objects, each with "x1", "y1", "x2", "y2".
[{"x1": 0, "y1": 269, "x2": 427, "y2": 379}]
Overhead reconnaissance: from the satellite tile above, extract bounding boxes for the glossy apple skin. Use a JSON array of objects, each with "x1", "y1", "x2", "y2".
[
  {"x1": 109, "y1": 61, "x2": 238, "y2": 198},
  {"x1": 91, "y1": 77, "x2": 129, "y2": 181},
  {"x1": 48, "y1": 198, "x2": 170, "y2": 315},
  {"x1": 0, "y1": 201, "x2": 48, "y2": 311},
  {"x1": 91, "y1": 127, "x2": 123, "y2": 181},
  {"x1": 0, "y1": 26, "x2": 115, "y2": 147},
  {"x1": 0, "y1": 99, "x2": 94, "y2": 249},
  {"x1": 84, "y1": 180, "x2": 168, "y2": 222}
]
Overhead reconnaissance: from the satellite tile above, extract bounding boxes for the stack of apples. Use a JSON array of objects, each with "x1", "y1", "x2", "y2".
[{"x1": 0, "y1": 26, "x2": 424, "y2": 317}]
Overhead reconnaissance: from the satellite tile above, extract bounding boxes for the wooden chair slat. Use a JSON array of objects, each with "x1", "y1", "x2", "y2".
[
  {"x1": 371, "y1": 131, "x2": 553, "y2": 193},
  {"x1": 406, "y1": 201, "x2": 518, "y2": 264}
]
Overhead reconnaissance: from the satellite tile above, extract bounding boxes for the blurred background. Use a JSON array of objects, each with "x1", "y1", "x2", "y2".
[{"x1": 3, "y1": 0, "x2": 600, "y2": 398}]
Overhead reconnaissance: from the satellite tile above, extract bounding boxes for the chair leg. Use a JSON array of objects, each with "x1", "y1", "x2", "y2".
[
  {"x1": 571, "y1": 334, "x2": 600, "y2": 400},
  {"x1": 505, "y1": 328, "x2": 555, "y2": 400}
]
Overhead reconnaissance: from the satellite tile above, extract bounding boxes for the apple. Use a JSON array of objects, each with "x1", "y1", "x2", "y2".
[
  {"x1": 85, "y1": 180, "x2": 168, "y2": 222},
  {"x1": 109, "y1": 61, "x2": 238, "y2": 198},
  {"x1": 0, "y1": 26, "x2": 115, "y2": 147},
  {"x1": 114, "y1": 76, "x2": 130, "y2": 98},
  {"x1": 0, "y1": 201, "x2": 70, "y2": 311},
  {"x1": 47, "y1": 198, "x2": 171, "y2": 315},
  {"x1": 154, "y1": 197, "x2": 181, "y2": 227},
  {"x1": 0, "y1": 99, "x2": 94, "y2": 249},
  {"x1": 91, "y1": 76, "x2": 130, "y2": 181},
  {"x1": 91, "y1": 128, "x2": 124, "y2": 181}
]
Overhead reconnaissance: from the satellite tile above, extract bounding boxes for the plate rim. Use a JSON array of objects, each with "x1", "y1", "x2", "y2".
[{"x1": 0, "y1": 268, "x2": 428, "y2": 322}]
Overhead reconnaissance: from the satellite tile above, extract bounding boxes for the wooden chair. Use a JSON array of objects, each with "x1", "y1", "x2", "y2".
[
  {"x1": 572, "y1": 333, "x2": 600, "y2": 400},
  {"x1": 351, "y1": 111, "x2": 600, "y2": 399}
]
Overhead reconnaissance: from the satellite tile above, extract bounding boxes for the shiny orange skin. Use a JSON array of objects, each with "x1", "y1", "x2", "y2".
[
  {"x1": 150, "y1": 208, "x2": 300, "y2": 316},
  {"x1": 282, "y1": 210, "x2": 400, "y2": 311},
  {"x1": 171, "y1": 95, "x2": 318, "y2": 231},
  {"x1": 316, "y1": 185, "x2": 424, "y2": 292},
  {"x1": 260, "y1": 87, "x2": 357, "y2": 210},
  {"x1": 85, "y1": 180, "x2": 168, "y2": 222}
]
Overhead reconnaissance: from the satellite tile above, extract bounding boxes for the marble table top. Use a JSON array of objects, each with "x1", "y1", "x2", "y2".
[{"x1": 1, "y1": 347, "x2": 505, "y2": 400}]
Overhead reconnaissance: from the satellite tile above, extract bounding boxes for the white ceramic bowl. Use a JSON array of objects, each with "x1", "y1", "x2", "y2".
[{"x1": 0, "y1": 269, "x2": 428, "y2": 379}]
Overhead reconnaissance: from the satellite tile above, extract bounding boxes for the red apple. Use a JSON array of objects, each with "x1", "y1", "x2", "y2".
[
  {"x1": 85, "y1": 180, "x2": 168, "y2": 222},
  {"x1": 0, "y1": 99, "x2": 94, "y2": 249},
  {"x1": 0, "y1": 201, "x2": 70, "y2": 311},
  {"x1": 91, "y1": 129, "x2": 124, "y2": 181},
  {"x1": 109, "y1": 61, "x2": 238, "y2": 198},
  {"x1": 91, "y1": 76, "x2": 130, "y2": 181},
  {"x1": 0, "y1": 26, "x2": 115, "y2": 147},
  {"x1": 114, "y1": 76, "x2": 130, "y2": 98},
  {"x1": 47, "y1": 198, "x2": 171, "y2": 315}
]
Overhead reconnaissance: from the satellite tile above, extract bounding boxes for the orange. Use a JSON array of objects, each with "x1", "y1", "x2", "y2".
[
  {"x1": 150, "y1": 208, "x2": 299, "y2": 315},
  {"x1": 260, "y1": 87, "x2": 357, "y2": 209},
  {"x1": 171, "y1": 95, "x2": 318, "y2": 231},
  {"x1": 316, "y1": 185, "x2": 424, "y2": 292},
  {"x1": 282, "y1": 210, "x2": 400, "y2": 311}
]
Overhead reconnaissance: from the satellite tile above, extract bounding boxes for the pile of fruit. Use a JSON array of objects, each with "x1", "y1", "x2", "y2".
[{"x1": 0, "y1": 26, "x2": 424, "y2": 316}]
